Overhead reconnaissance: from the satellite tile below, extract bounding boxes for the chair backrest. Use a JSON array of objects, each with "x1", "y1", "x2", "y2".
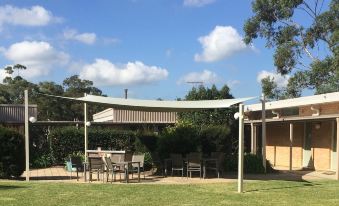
[
  {"x1": 70, "y1": 156, "x2": 82, "y2": 167},
  {"x1": 124, "y1": 153, "x2": 133, "y2": 162},
  {"x1": 104, "y1": 157, "x2": 114, "y2": 170},
  {"x1": 89, "y1": 157, "x2": 103, "y2": 170},
  {"x1": 132, "y1": 154, "x2": 145, "y2": 167},
  {"x1": 187, "y1": 152, "x2": 202, "y2": 167},
  {"x1": 111, "y1": 154, "x2": 122, "y2": 163},
  {"x1": 170, "y1": 153, "x2": 183, "y2": 168}
]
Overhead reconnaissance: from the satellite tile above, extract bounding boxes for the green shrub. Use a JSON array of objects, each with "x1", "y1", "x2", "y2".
[
  {"x1": 32, "y1": 153, "x2": 55, "y2": 168},
  {"x1": 225, "y1": 153, "x2": 275, "y2": 174},
  {"x1": 49, "y1": 127, "x2": 136, "y2": 163},
  {"x1": 30, "y1": 125, "x2": 54, "y2": 168},
  {"x1": 0, "y1": 126, "x2": 25, "y2": 178},
  {"x1": 134, "y1": 132, "x2": 159, "y2": 170},
  {"x1": 199, "y1": 125, "x2": 231, "y2": 155},
  {"x1": 157, "y1": 125, "x2": 199, "y2": 160}
]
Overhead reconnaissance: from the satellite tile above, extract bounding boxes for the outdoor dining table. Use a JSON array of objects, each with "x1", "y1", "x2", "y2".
[{"x1": 83, "y1": 161, "x2": 141, "y2": 183}]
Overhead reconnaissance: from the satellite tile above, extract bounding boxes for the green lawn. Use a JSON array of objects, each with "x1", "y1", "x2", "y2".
[{"x1": 0, "y1": 180, "x2": 338, "y2": 206}]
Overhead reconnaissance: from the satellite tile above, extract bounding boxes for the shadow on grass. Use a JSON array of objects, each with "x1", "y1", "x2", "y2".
[
  {"x1": 244, "y1": 182, "x2": 322, "y2": 193},
  {"x1": 0, "y1": 185, "x2": 27, "y2": 190}
]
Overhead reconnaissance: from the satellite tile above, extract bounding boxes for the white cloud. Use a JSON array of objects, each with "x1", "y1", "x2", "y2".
[
  {"x1": 227, "y1": 80, "x2": 241, "y2": 88},
  {"x1": 2, "y1": 41, "x2": 69, "y2": 78},
  {"x1": 183, "y1": 0, "x2": 216, "y2": 7},
  {"x1": 177, "y1": 70, "x2": 218, "y2": 85},
  {"x1": 257, "y1": 70, "x2": 290, "y2": 88},
  {"x1": 0, "y1": 68, "x2": 11, "y2": 83},
  {"x1": 63, "y1": 29, "x2": 96, "y2": 45},
  {"x1": 194, "y1": 26, "x2": 250, "y2": 62},
  {"x1": 0, "y1": 5, "x2": 59, "y2": 29},
  {"x1": 79, "y1": 59, "x2": 169, "y2": 86},
  {"x1": 102, "y1": 37, "x2": 119, "y2": 45}
]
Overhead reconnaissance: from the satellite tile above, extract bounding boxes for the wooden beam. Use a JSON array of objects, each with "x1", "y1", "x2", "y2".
[
  {"x1": 24, "y1": 90, "x2": 29, "y2": 181},
  {"x1": 289, "y1": 123, "x2": 293, "y2": 171},
  {"x1": 245, "y1": 114, "x2": 339, "y2": 124},
  {"x1": 238, "y1": 104, "x2": 245, "y2": 193}
]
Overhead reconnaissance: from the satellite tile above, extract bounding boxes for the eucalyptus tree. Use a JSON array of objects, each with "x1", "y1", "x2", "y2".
[{"x1": 244, "y1": 0, "x2": 338, "y2": 98}]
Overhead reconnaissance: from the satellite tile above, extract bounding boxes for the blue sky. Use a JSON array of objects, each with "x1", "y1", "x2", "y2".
[{"x1": 0, "y1": 0, "x2": 310, "y2": 100}]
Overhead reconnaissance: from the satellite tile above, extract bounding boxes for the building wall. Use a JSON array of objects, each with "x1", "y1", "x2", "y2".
[
  {"x1": 311, "y1": 121, "x2": 332, "y2": 170},
  {"x1": 300, "y1": 103, "x2": 339, "y2": 116},
  {"x1": 266, "y1": 123, "x2": 303, "y2": 168},
  {"x1": 265, "y1": 121, "x2": 333, "y2": 170}
]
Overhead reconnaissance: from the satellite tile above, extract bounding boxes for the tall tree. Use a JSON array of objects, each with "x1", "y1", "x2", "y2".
[
  {"x1": 178, "y1": 84, "x2": 236, "y2": 126},
  {"x1": 244, "y1": 0, "x2": 338, "y2": 98},
  {"x1": 62, "y1": 75, "x2": 105, "y2": 121}
]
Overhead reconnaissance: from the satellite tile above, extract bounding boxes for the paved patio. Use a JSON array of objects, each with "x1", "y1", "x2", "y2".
[{"x1": 20, "y1": 166, "x2": 337, "y2": 184}]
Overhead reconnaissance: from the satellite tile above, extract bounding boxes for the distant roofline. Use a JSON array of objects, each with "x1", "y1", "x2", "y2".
[
  {"x1": 0, "y1": 104, "x2": 37, "y2": 107},
  {"x1": 245, "y1": 92, "x2": 339, "y2": 112}
]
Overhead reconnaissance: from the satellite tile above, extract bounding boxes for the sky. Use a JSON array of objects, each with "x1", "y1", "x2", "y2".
[{"x1": 0, "y1": 0, "x2": 305, "y2": 100}]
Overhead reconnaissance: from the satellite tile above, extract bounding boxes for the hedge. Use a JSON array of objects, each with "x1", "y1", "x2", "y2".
[
  {"x1": 0, "y1": 126, "x2": 25, "y2": 178},
  {"x1": 50, "y1": 127, "x2": 136, "y2": 163},
  {"x1": 225, "y1": 153, "x2": 275, "y2": 173}
]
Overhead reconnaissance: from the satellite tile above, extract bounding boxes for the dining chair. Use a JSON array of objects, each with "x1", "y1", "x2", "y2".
[
  {"x1": 170, "y1": 153, "x2": 184, "y2": 177},
  {"x1": 88, "y1": 157, "x2": 104, "y2": 182},
  {"x1": 131, "y1": 154, "x2": 145, "y2": 179},
  {"x1": 186, "y1": 152, "x2": 202, "y2": 178}
]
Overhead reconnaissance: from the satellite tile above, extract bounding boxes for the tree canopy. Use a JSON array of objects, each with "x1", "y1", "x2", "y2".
[
  {"x1": 0, "y1": 67, "x2": 106, "y2": 121},
  {"x1": 244, "y1": 0, "x2": 338, "y2": 99},
  {"x1": 178, "y1": 84, "x2": 236, "y2": 126}
]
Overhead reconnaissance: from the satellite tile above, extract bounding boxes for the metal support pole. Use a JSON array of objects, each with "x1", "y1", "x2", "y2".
[
  {"x1": 250, "y1": 123, "x2": 255, "y2": 154},
  {"x1": 24, "y1": 90, "x2": 30, "y2": 181},
  {"x1": 261, "y1": 94, "x2": 267, "y2": 172},
  {"x1": 84, "y1": 93, "x2": 88, "y2": 163},
  {"x1": 336, "y1": 118, "x2": 339, "y2": 180},
  {"x1": 238, "y1": 103, "x2": 244, "y2": 193},
  {"x1": 289, "y1": 123, "x2": 294, "y2": 171}
]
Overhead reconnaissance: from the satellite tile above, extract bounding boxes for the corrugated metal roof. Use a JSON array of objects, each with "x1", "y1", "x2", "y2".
[
  {"x1": 93, "y1": 108, "x2": 177, "y2": 123},
  {"x1": 0, "y1": 104, "x2": 37, "y2": 123}
]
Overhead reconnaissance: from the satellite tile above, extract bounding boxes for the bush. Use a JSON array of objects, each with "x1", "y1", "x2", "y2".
[
  {"x1": 157, "y1": 125, "x2": 199, "y2": 160},
  {"x1": 0, "y1": 126, "x2": 25, "y2": 178},
  {"x1": 199, "y1": 125, "x2": 230, "y2": 155},
  {"x1": 134, "y1": 132, "x2": 159, "y2": 170},
  {"x1": 225, "y1": 153, "x2": 275, "y2": 174},
  {"x1": 50, "y1": 127, "x2": 136, "y2": 164},
  {"x1": 30, "y1": 125, "x2": 54, "y2": 168}
]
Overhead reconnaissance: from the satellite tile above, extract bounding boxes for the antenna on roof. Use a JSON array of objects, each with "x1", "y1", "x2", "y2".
[{"x1": 186, "y1": 81, "x2": 204, "y2": 87}]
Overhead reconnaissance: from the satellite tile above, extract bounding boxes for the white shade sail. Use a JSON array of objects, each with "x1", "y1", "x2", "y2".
[
  {"x1": 41, "y1": 93, "x2": 256, "y2": 112},
  {"x1": 77, "y1": 95, "x2": 255, "y2": 112}
]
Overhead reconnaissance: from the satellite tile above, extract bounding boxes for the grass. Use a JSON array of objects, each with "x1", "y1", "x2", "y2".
[{"x1": 0, "y1": 180, "x2": 339, "y2": 206}]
